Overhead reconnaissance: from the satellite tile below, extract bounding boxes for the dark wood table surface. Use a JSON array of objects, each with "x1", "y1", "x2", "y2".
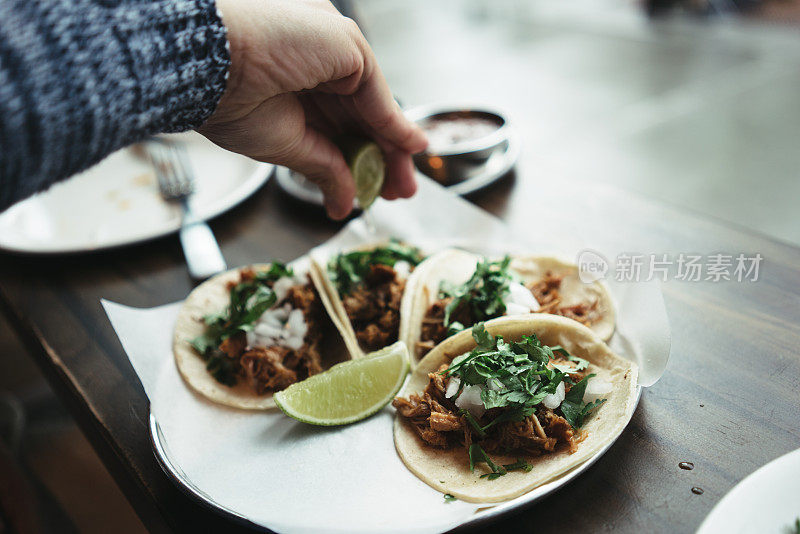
[{"x1": 1, "y1": 161, "x2": 799, "y2": 532}]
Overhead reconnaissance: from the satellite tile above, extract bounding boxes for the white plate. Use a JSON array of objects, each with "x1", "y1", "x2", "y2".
[
  {"x1": 149, "y1": 389, "x2": 641, "y2": 533},
  {"x1": 697, "y1": 448, "x2": 800, "y2": 534},
  {"x1": 104, "y1": 178, "x2": 671, "y2": 534},
  {"x1": 0, "y1": 133, "x2": 272, "y2": 254}
]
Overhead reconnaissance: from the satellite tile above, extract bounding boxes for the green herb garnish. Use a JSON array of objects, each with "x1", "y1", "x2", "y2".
[
  {"x1": 327, "y1": 239, "x2": 424, "y2": 295},
  {"x1": 469, "y1": 443, "x2": 506, "y2": 479},
  {"x1": 440, "y1": 256, "x2": 513, "y2": 332},
  {"x1": 443, "y1": 324, "x2": 570, "y2": 425},
  {"x1": 204, "y1": 353, "x2": 238, "y2": 387},
  {"x1": 189, "y1": 263, "x2": 293, "y2": 386},
  {"x1": 551, "y1": 351, "x2": 589, "y2": 374},
  {"x1": 458, "y1": 409, "x2": 487, "y2": 438},
  {"x1": 559, "y1": 373, "x2": 607, "y2": 429},
  {"x1": 469, "y1": 447, "x2": 533, "y2": 481},
  {"x1": 446, "y1": 321, "x2": 465, "y2": 337},
  {"x1": 502, "y1": 459, "x2": 534, "y2": 472},
  {"x1": 447, "y1": 323, "x2": 607, "y2": 480},
  {"x1": 443, "y1": 493, "x2": 457, "y2": 502}
]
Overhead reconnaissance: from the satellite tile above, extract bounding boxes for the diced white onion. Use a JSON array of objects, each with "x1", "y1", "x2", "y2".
[
  {"x1": 445, "y1": 376, "x2": 461, "y2": 399},
  {"x1": 393, "y1": 261, "x2": 411, "y2": 279},
  {"x1": 505, "y1": 302, "x2": 530, "y2": 316},
  {"x1": 261, "y1": 305, "x2": 289, "y2": 323},
  {"x1": 272, "y1": 276, "x2": 295, "y2": 302},
  {"x1": 246, "y1": 330, "x2": 257, "y2": 348},
  {"x1": 542, "y1": 381, "x2": 566, "y2": 410},
  {"x1": 583, "y1": 377, "x2": 612, "y2": 403},
  {"x1": 505, "y1": 282, "x2": 541, "y2": 312},
  {"x1": 455, "y1": 384, "x2": 485, "y2": 419},
  {"x1": 541, "y1": 395, "x2": 559, "y2": 410},
  {"x1": 248, "y1": 303, "x2": 308, "y2": 351},
  {"x1": 283, "y1": 335, "x2": 304, "y2": 351},
  {"x1": 286, "y1": 309, "x2": 308, "y2": 338},
  {"x1": 254, "y1": 322, "x2": 282, "y2": 338},
  {"x1": 262, "y1": 312, "x2": 283, "y2": 329}
]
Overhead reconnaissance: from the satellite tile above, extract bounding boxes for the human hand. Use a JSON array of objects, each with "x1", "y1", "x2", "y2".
[{"x1": 198, "y1": 0, "x2": 428, "y2": 219}]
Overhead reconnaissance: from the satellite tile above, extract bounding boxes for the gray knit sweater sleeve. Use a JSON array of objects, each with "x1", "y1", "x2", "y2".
[{"x1": 0, "y1": 0, "x2": 230, "y2": 210}]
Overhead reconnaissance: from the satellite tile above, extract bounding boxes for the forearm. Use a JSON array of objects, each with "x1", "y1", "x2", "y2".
[{"x1": 0, "y1": 0, "x2": 230, "y2": 210}]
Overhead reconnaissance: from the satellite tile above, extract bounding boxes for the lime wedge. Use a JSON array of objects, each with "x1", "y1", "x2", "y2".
[
  {"x1": 339, "y1": 137, "x2": 385, "y2": 209},
  {"x1": 274, "y1": 341, "x2": 409, "y2": 425}
]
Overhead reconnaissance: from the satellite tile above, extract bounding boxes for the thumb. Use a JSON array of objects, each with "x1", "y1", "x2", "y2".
[
  {"x1": 277, "y1": 127, "x2": 355, "y2": 220},
  {"x1": 215, "y1": 94, "x2": 357, "y2": 220}
]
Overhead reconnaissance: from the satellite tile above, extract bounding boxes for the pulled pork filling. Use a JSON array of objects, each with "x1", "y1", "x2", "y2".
[
  {"x1": 416, "y1": 271, "x2": 601, "y2": 359},
  {"x1": 527, "y1": 272, "x2": 601, "y2": 326},
  {"x1": 341, "y1": 264, "x2": 405, "y2": 352},
  {"x1": 417, "y1": 296, "x2": 463, "y2": 358},
  {"x1": 218, "y1": 271, "x2": 324, "y2": 395},
  {"x1": 392, "y1": 359, "x2": 585, "y2": 458}
]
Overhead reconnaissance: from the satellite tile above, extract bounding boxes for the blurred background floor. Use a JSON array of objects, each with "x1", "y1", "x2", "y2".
[
  {"x1": 357, "y1": 0, "x2": 800, "y2": 246},
  {"x1": 1, "y1": 0, "x2": 798, "y2": 532}
]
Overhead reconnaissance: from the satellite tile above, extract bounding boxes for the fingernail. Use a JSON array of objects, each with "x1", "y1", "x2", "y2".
[
  {"x1": 326, "y1": 203, "x2": 348, "y2": 221},
  {"x1": 402, "y1": 177, "x2": 418, "y2": 198}
]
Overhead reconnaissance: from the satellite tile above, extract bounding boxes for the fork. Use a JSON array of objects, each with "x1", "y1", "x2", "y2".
[{"x1": 145, "y1": 139, "x2": 227, "y2": 280}]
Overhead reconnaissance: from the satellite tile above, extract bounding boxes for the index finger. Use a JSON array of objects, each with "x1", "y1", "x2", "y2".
[{"x1": 351, "y1": 50, "x2": 428, "y2": 154}]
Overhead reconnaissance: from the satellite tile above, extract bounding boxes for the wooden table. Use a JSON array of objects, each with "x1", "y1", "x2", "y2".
[{"x1": 1, "y1": 166, "x2": 798, "y2": 532}]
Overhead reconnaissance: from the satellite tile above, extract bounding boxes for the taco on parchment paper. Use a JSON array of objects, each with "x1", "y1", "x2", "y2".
[
  {"x1": 392, "y1": 314, "x2": 638, "y2": 503},
  {"x1": 173, "y1": 260, "x2": 348, "y2": 410},
  {"x1": 309, "y1": 239, "x2": 430, "y2": 359},
  {"x1": 404, "y1": 248, "x2": 616, "y2": 365}
]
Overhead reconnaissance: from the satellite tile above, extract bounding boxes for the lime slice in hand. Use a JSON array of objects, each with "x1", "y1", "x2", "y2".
[
  {"x1": 338, "y1": 137, "x2": 385, "y2": 210},
  {"x1": 274, "y1": 341, "x2": 409, "y2": 426}
]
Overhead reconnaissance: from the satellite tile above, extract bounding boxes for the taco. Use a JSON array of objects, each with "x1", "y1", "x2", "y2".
[
  {"x1": 405, "y1": 249, "x2": 615, "y2": 364},
  {"x1": 392, "y1": 315, "x2": 638, "y2": 503},
  {"x1": 173, "y1": 260, "x2": 347, "y2": 410},
  {"x1": 309, "y1": 240, "x2": 427, "y2": 358}
]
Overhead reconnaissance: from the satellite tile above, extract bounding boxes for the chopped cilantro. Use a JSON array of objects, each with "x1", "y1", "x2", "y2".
[
  {"x1": 568, "y1": 354, "x2": 590, "y2": 370},
  {"x1": 445, "y1": 323, "x2": 608, "y2": 480},
  {"x1": 205, "y1": 353, "x2": 238, "y2": 387},
  {"x1": 189, "y1": 263, "x2": 293, "y2": 386},
  {"x1": 440, "y1": 256, "x2": 513, "y2": 329},
  {"x1": 559, "y1": 373, "x2": 607, "y2": 428},
  {"x1": 551, "y1": 351, "x2": 590, "y2": 374},
  {"x1": 327, "y1": 239, "x2": 424, "y2": 295},
  {"x1": 469, "y1": 444, "x2": 506, "y2": 479},
  {"x1": 443, "y1": 493, "x2": 457, "y2": 503},
  {"x1": 469, "y1": 447, "x2": 534, "y2": 481},
  {"x1": 446, "y1": 321, "x2": 465, "y2": 337},
  {"x1": 458, "y1": 409, "x2": 487, "y2": 438},
  {"x1": 502, "y1": 459, "x2": 533, "y2": 473}
]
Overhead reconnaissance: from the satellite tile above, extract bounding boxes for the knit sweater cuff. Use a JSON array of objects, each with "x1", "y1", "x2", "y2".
[
  {"x1": 126, "y1": 0, "x2": 230, "y2": 133},
  {"x1": 0, "y1": 0, "x2": 231, "y2": 210}
]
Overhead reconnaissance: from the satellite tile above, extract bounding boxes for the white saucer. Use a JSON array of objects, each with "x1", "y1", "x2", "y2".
[
  {"x1": 697, "y1": 448, "x2": 800, "y2": 534},
  {"x1": 0, "y1": 132, "x2": 272, "y2": 254}
]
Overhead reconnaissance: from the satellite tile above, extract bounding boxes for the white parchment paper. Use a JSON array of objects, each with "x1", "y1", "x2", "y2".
[{"x1": 103, "y1": 176, "x2": 670, "y2": 534}]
